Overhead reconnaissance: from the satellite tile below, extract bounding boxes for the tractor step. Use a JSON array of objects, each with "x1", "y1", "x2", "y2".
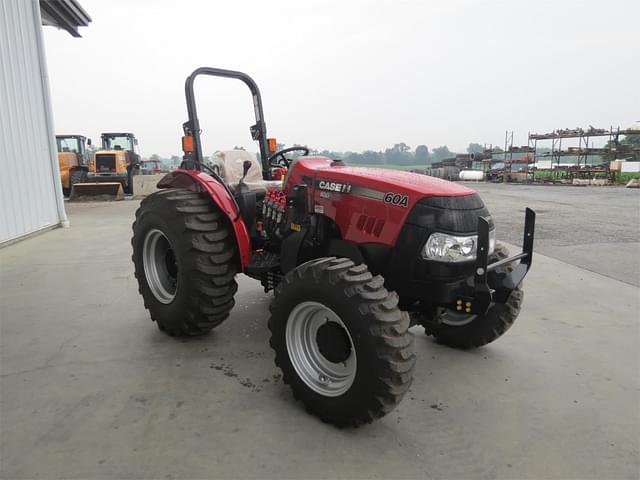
[{"x1": 246, "y1": 250, "x2": 280, "y2": 274}]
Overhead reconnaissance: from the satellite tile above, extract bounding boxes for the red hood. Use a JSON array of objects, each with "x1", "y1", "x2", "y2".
[{"x1": 291, "y1": 157, "x2": 474, "y2": 197}]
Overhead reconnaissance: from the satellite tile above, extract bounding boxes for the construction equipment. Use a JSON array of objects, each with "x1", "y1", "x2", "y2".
[
  {"x1": 56, "y1": 135, "x2": 89, "y2": 196},
  {"x1": 69, "y1": 182, "x2": 124, "y2": 201},
  {"x1": 139, "y1": 159, "x2": 164, "y2": 175},
  {"x1": 86, "y1": 132, "x2": 140, "y2": 194},
  {"x1": 131, "y1": 67, "x2": 536, "y2": 427}
]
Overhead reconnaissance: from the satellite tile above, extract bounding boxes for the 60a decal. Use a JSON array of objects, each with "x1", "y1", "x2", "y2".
[{"x1": 383, "y1": 192, "x2": 409, "y2": 208}]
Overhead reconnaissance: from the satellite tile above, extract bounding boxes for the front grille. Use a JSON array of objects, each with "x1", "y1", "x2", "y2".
[
  {"x1": 406, "y1": 194, "x2": 493, "y2": 233},
  {"x1": 95, "y1": 154, "x2": 116, "y2": 172}
]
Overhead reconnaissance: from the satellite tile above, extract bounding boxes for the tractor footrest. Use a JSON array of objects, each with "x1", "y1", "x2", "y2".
[{"x1": 246, "y1": 251, "x2": 280, "y2": 274}]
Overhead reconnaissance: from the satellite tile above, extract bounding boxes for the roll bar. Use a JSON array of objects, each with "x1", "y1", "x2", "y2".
[{"x1": 182, "y1": 67, "x2": 271, "y2": 180}]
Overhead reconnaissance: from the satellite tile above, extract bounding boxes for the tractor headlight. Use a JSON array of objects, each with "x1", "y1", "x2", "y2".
[{"x1": 422, "y1": 229, "x2": 495, "y2": 262}]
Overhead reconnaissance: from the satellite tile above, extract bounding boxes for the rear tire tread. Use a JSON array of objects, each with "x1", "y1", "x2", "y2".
[
  {"x1": 69, "y1": 169, "x2": 86, "y2": 192},
  {"x1": 132, "y1": 189, "x2": 238, "y2": 336}
]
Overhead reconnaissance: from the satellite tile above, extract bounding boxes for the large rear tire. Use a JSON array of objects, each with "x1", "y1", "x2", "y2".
[
  {"x1": 69, "y1": 169, "x2": 86, "y2": 191},
  {"x1": 423, "y1": 243, "x2": 523, "y2": 349},
  {"x1": 132, "y1": 189, "x2": 238, "y2": 336},
  {"x1": 269, "y1": 257, "x2": 415, "y2": 427}
]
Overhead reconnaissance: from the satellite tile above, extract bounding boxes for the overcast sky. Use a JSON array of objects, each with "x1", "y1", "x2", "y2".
[{"x1": 43, "y1": 0, "x2": 638, "y2": 157}]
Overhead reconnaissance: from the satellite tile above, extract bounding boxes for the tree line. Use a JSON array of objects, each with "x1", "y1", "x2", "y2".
[
  {"x1": 146, "y1": 142, "x2": 489, "y2": 168},
  {"x1": 305, "y1": 142, "x2": 486, "y2": 166},
  {"x1": 602, "y1": 134, "x2": 640, "y2": 161}
]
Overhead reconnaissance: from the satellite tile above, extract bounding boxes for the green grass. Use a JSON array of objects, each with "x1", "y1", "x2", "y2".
[
  {"x1": 533, "y1": 170, "x2": 640, "y2": 183},
  {"x1": 619, "y1": 172, "x2": 640, "y2": 182}
]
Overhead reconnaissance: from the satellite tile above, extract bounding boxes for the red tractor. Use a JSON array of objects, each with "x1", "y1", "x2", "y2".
[{"x1": 132, "y1": 68, "x2": 536, "y2": 427}]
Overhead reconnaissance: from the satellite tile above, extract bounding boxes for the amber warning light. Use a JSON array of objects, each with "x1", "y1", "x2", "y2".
[
  {"x1": 268, "y1": 138, "x2": 277, "y2": 154},
  {"x1": 182, "y1": 135, "x2": 194, "y2": 153}
]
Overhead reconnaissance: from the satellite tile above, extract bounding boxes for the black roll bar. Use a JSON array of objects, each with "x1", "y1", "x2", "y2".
[{"x1": 183, "y1": 67, "x2": 271, "y2": 180}]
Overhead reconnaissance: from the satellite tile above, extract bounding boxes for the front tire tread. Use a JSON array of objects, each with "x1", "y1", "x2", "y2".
[{"x1": 268, "y1": 257, "x2": 415, "y2": 428}]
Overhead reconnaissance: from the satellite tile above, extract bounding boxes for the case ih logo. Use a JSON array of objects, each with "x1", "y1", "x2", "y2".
[{"x1": 317, "y1": 180, "x2": 352, "y2": 194}]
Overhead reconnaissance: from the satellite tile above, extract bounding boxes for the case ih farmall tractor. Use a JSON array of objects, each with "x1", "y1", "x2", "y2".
[{"x1": 132, "y1": 68, "x2": 535, "y2": 427}]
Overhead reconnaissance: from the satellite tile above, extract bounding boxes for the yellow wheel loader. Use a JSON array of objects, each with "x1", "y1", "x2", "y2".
[
  {"x1": 56, "y1": 135, "x2": 90, "y2": 196},
  {"x1": 74, "y1": 132, "x2": 140, "y2": 198}
]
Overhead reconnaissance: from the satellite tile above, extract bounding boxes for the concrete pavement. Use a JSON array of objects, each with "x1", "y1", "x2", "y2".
[
  {"x1": 471, "y1": 183, "x2": 640, "y2": 286},
  {"x1": 1, "y1": 191, "x2": 639, "y2": 479}
]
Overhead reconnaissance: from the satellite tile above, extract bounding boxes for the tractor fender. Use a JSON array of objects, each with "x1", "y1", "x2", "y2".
[{"x1": 157, "y1": 170, "x2": 252, "y2": 270}]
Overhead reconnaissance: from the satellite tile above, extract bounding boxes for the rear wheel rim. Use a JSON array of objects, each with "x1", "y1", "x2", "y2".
[
  {"x1": 142, "y1": 229, "x2": 177, "y2": 304},
  {"x1": 285, "y1": 301, "x2": 357, "y2": 397}
]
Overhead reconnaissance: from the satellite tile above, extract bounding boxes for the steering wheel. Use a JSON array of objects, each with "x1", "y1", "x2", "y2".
[{"x1": 267, "y1": 146, "x2": 309, "y2": 167}]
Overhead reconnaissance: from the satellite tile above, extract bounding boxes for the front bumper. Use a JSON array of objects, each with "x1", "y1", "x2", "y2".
[{"x1": 452, "y1": 208, "x2": 536, "y2": 314}]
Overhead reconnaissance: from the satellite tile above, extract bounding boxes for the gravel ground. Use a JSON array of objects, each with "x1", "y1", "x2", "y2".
[{"x1": 469, "y1": 183, "x2": 640, "y2": 286}]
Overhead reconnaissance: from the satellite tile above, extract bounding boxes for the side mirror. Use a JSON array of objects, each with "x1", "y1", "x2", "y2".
[
  {"x1": 134, "y1": 138, "x2": 139, "y2": 145},
  {"x1": 87, "y1": 138, "x2": 92, "y2": 146}
]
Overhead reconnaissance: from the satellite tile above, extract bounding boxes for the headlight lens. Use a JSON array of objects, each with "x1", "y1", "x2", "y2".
[{"x1": 422, "y1": 229, "x2": 495, "y2": 262}]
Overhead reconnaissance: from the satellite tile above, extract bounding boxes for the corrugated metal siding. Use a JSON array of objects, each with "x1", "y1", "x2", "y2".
[{"x1": 0, "y1": 0, "x2": 65, "y2": 244}]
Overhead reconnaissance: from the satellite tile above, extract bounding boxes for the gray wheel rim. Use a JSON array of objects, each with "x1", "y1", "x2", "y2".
[
  {"x1": 285, "y1": 301, "x2": 357, "y2": 397},
  {"x1": 142, "y1": 229, "x2": 177, "y2": 304},
  {"x1": 439, "y1": 308, "x2": 477, "y2": 326}
]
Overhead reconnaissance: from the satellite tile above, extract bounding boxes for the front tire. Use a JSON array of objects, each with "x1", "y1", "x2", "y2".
[
  {"x1": 423, "y1": 243, "x2": 524, "y2": 349},
  {"x1": 132, "y1": 189, "x2": 238, "y2": 336},
  {"x1": 269, "y1": 257, "x2": 415, "y2": 427}
]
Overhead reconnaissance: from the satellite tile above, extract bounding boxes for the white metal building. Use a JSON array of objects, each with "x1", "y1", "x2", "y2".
[{"x1": 0, "y1": 0, "x2": 90, "y2": 245}]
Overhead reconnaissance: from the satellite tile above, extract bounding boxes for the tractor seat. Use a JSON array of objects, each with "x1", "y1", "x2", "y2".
[{"x1": 215, "y1": 150, "x2": 278, "y2": 193}]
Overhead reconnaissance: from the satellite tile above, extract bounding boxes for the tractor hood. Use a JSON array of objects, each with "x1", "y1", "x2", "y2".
[
  {"x1": 290, "y1": 156, "x2": 474, "y2": 198},
  {"x1": 285, "y1": 156, "x2": 478, "y2": 248}
]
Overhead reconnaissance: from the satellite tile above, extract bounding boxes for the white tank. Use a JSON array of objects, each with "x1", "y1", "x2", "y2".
[{"x1": 459, "y1": 170, "x2": 484, "y2": 181}]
